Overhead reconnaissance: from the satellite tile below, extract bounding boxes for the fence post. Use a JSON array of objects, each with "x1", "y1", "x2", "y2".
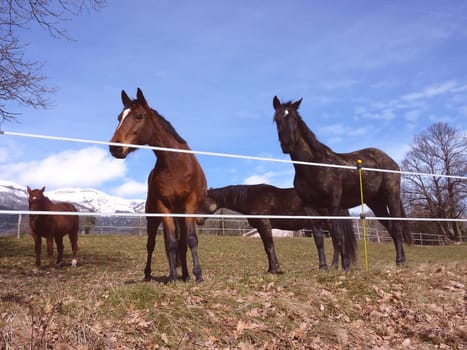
[{"x1": 17, "y1": 213, "x2": 21, "y2": 239}]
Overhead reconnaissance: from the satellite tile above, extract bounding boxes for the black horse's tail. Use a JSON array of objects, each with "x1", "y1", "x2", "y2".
[
  {"x1": 400, "y1": 204, "x2": 413, "y2": 245},
  {"x1": 339, "y1": 209, "x2": 357, "y2": 263}
]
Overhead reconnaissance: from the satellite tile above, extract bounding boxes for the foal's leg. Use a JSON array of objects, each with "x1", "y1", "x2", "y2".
[
  {"x1": 144, "y1": 217, "x2": 161, "y2": 281},
  {"x1": 252, "y1": 220, "x2": 281, "y2": 273},
  {"x1": 55, "y1": 235, "x2": 64, "y2": 267},
  {"x1": 33, "y1": 233, "x2": 42, "y2": 268},
  {"x1": 69, "y1": 229, "x2": 79, "y2": 267},
  {"x1": 46, "y1": 235, "x2": 55, "y2": 268}
]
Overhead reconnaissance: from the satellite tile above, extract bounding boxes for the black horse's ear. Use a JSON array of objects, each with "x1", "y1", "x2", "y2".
[
  {"x1": 121, "y1": 90, "x2": 131, "y2": 107},
  {"x1": 136, "y1": 88, "x2": 148, "y2": 106},
  {"x1": 273, "y1": 96, "x2": 281, "y2": 110},
  {"x1": 292, "y1": 98, "x2": 303, "y2": 110}
]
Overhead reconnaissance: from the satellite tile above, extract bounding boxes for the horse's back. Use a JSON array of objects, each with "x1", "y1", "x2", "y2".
[{"x1": 51, "y1": 202, "x2": 79, "y2": 234}]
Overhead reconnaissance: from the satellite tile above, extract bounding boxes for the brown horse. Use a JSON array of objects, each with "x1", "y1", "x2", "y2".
[
  {"x1": 109, "y1": 88, "x2": 208, "y2": 282},
  {"x1": 27, "y1": 186, "x2": 79, "y2": 269},
  {"x1": 204, "y1": 184, "x2": 356, "y2": 272}
]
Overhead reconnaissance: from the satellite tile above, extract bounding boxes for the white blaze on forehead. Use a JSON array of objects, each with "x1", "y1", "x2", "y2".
[
  {"x1": 117, "y1": 108, "x2": 132, "y2": 129},
  {"x1": 283, "y1": 109, "x2": 289, "y2": 117}
]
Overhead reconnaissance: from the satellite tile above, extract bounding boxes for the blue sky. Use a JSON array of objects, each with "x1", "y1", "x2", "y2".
[{"x1": 1, "y1": 0, "x2": 466, "y2": 199}]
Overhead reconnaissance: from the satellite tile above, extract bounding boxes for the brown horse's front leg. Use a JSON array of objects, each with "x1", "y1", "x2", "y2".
[
  {"x1": 177, "y1": 218, "x2": 190, "y2": 281},
  {"x1": 186, "y1": 219, "x2": 203, "y2": 282},
  {"x1": 163, "y1": 217, "x2": 179, "y2": 282},
  {"x1": 144, "y1": 217, "x2": 161, "y2": 281},
  {"x1": 46, "y1": 235, "x2": 55, "y2": 268}
]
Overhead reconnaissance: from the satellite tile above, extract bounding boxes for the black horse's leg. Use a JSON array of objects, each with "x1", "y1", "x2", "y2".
[
  {"x1": 370, "y1": 198, "x2": 406, "y2": 265},
  {"x1": 304, "y1": 207, "x2": 328, "y2": 270},
  {"x1": 187, "y1": 218, "x2": 203, "y2": 282},
  {"x1": 178, "y1": 218, "x2": 190, "y2": 281},
  {"x1": 311, "y1": 224, "x2": 328, "y2": 270},
  {"x1": 55, "y1": 235, "x2": 64, "y2": 267},
  {"x1": 330, "y1": 232, "x2": 340, "y2": 269},
  {"x1": 144, "y1": 217, "x2": 161, "y2": 281},
  {"x1": 252, "y1": 220, "x2": 281, "y2": 273}
]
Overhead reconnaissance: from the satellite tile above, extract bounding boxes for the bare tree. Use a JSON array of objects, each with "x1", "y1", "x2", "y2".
[
  {"x1": 0, "y1": 0, "x2": 105, "y2": 121},
  {"x1": 401, "y1": 122, "x2": 466, "y2": 242}
]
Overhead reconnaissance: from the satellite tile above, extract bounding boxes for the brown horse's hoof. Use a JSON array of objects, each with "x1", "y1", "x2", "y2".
[{"x1": 71, "y1": 259, "x2": 78, "y2": 267}]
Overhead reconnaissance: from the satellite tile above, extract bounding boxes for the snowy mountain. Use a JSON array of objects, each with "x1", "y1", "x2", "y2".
[{"x1": 0, "y1": 180, "x2": 145, "y2": 214}]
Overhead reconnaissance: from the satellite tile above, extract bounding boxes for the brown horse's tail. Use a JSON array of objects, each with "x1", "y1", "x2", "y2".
[{"x1": 400, "y1": 204, "x2": 413, "y2": 245}]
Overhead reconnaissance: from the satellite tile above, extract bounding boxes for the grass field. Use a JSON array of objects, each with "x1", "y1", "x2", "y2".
[{"x1": 0, "y1": 234, "x2": 466, "y2": 349}]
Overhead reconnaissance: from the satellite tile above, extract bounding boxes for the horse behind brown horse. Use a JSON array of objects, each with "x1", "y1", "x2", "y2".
[{"x1": 27, "y1": 186, "x2": 79, "y2": 269}]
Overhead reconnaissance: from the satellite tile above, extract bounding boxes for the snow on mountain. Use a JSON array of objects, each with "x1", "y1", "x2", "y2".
[{"x1": 0, "y1": 180, "x2": 145, "y2": 213}]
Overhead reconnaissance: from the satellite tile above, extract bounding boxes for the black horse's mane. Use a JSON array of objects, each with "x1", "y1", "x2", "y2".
[
  {"x1": 287, "y1": 105, "x2": 334, "y2": 157},
  {"x1": 209, "y1": 185, "x2": 249, "y2": 208}
]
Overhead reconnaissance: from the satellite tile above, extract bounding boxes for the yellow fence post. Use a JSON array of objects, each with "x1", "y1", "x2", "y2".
[{"x1": 357, "y1": 159, "x2": 369, "y2": 272}]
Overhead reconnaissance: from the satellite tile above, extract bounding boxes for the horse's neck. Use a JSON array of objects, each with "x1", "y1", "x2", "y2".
[
  {"x1": 213, "y1": 189, "x2": 241, "y2": 212},
  {"x1": 293, "y1": 121, "x2": 333, "y2": 163},
  {"x1": 38, "y1": 197, "x2": 54, "y2": 210},
  {"x1": 148, "y1": 115, "x2": 190, "y2": 160}
]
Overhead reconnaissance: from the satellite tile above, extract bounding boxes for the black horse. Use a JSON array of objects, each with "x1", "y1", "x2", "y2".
[
  {"x1": 272, "y1": 96, "x2": 412, "y2": 267},
  {"x1": 204, "y1": 184, "x2": 356, "y2": 273}
]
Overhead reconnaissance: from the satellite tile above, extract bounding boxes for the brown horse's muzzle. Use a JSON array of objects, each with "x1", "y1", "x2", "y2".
[{"x1": 109, "y1": 144, "x2": 128, "y2": 159}]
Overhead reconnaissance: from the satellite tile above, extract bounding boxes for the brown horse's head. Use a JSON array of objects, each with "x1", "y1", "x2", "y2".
[
  {"x1": 109, "y1": 88, "x2": 153, "y2": 159},
  {"x1": 272, "y1": 96, "x2": 303, "y2": 154},
  {"x1": 27, "y1": 186, "x2": 47, "y2": 210}
]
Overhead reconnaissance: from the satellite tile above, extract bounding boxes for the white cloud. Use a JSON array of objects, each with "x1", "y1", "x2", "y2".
[
  {"x1": 401, "y1": 81, "x2": 459, "y2": 102},
  {"x1": 243, "y1": 175, "x2": 269, "y2": 185},
  {"x1": 113, "y1": 179, "x2": 147, "y2": 198},
  {"x1": 0, "y1": 147, "x2": 126, "y2": 189}
]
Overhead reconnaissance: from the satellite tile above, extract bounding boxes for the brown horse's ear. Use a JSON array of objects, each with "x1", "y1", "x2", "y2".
[
  {"x1": 273, "y1": 96, "x2": 281, "y2": 110},
  {"x1": 121, "y1": 90, "x2": 131, "y2": 107},
  {"x1": 136, "y1": 88, "x2": 148, "y2": 106},
  {"x1": 40, "y1": 186, "x2": 45, "y2": 193},
  {"x1": 292, "y1": 98, "x2": 303, "y2": 110}
]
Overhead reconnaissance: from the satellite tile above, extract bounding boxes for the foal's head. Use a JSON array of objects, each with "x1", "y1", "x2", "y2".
[
  {"x1": 109, "y1": 88, "x2": 154, "y2": 159},
  {"x1": 272, "y1": 96, "x2": 303, "y2": 154},
  {"x1": 27, "y1": 186, "x2": 46, "y2": 210}
]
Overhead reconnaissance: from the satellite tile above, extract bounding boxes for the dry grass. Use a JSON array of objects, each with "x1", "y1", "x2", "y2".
[{"x1": 0, "y1": 234, "x2": 466, "y2": 349}]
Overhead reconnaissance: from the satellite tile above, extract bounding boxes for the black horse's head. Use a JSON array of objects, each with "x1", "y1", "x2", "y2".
[{"x1": 273, "y1": 96, "x2": 303, "y2": 154}]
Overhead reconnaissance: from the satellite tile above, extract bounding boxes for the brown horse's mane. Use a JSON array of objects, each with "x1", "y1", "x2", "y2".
[{"x1": 150, "y1": 108, "x2": 187, "y2": 145}]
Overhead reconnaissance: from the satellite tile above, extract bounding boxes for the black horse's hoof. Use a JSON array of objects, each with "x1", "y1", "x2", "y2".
[
  {"x1": 319, "y1": 264, "x2": 328, "y2": 270},
  {"x1": 143, "y1": 275, "x2": 152, "y2": 282},
  {"x1": 182, "y1": 274, "x2": 191, "y2": 282},
  {"x1": 195, "y1": 275, "x2": 204, "y2": 283}
]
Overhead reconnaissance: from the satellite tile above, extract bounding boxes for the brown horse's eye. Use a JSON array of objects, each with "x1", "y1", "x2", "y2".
[{"x1": 135, "y1": 113, "x2": 144, "y2": 120}]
